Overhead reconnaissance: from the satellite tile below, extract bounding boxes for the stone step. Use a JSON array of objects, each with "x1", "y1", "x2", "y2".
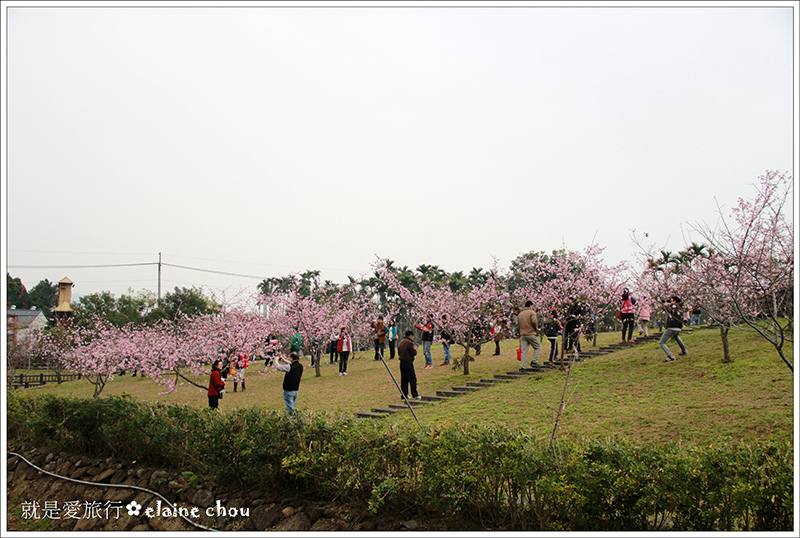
[
  {"x1": 511, "y1": 367, "x2": 547, "y2": 374},
  {"x1": 356, "y1": 412, "x2": 387, "y2": 419},
  {"x1": 388, "y1": 403, "x2": 430, "y2": 410},
  {"x1": 421, "y1": 395, "x2": 450, "y2": 402},
  {"x1": 451, "y1": 386, "x2": 481, "y2": 392},
  {"x1": 371, "y1": 407, "x2": 403, "y2": 414},
  {"x1": 437, "y1": 390, "x2": 466, "y2": 397},
  {"x1": 395, "y1": 399, "x2": 431, "y2": 406},
  {"x1": 467, "y1": 382, "x2": 493, "y2": 388},
  {"x1": 494, "y1": 373, "x2": 523, "y2": 380},
  {"x1": 480, "y1": 378, "x2": 507, "y2": 384},
  {"x1": 553, "y1": 356, "x2": 583, "y2": 364}
]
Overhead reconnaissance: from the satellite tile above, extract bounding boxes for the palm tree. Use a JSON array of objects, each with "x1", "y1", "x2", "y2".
[
  {"x1": 396, "y1": 265, "x2": 419, "y2": 293},
  {"x1": 448, "y1": 271, "x2": 468, "y2": 292},
  {"x1": 417, "y1": 264, "x2": 446, "y2": 284},
  {"x1": 468, "y1": 267, "x2": 488, "y2": 287},
  {"x1": 299, "y1": 270, "x2": 321, "y2": 297}
]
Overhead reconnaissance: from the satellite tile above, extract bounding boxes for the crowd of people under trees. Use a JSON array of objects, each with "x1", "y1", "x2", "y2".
[{"x1": 207, "y1": 285, "x2": 706, "y2": 414}]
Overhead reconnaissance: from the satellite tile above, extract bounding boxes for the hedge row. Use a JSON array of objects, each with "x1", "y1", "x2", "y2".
[{"x1": 7, "y1": 393, "x2": 793, "y2": 531}]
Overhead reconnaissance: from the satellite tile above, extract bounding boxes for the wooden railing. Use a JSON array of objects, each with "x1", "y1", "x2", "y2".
[{"x1": 10, "y1": 373, "x2": 82, "y2": 389}]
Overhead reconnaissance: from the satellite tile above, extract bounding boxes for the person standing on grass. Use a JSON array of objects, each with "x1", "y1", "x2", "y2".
[
  {"x1": 329, "y1": 330, "x2": 339, "y2": 364},
  {"x1": 290, "y1": 329, "x2": 303, "y2": 359},
  {"x1": 398, "y1": 330, "x2": 421, "y2": 400},
  {"x1": 207, "y1": 360, "x2": 226, "y2": 409},
  {"x1": 637, "y1": 301, "x2": 652, "y2": 337},
  {"x1": 544, "y1": 309, "x2": 562, "y2": 366},
  {"x1": 275, "y1": 352, "x2": 304, "y2": 416},
  {"x1": 440, "y1": 314, "x2": 453, "y2": 366},
  {"x1": 660, "y1": 296, "x2": 688, "y2": 363},
  {"x1": 690, "y1": 305, "x2": 702, "y2": 326},
  {"x1": 620, "y1": 288, "x2": 637, "y2": 342},
  {"x1": 337, "y1": 327, "x2": 352, "y2": 376},
  {"x1": 414, "y1": 315, "x2": 434, "y2": 369},
  {"x1": 565, "y1": 298, "x2": 583, "y2": 354},
  {"x1": 517, "y1": 301, "x2": 541, "y2": 370},
  {"x1": 232, "y1": 353, "x2": 249, "y2": 392},
  {"x1": 265, "y1": 334, "x2": 278, "y2": 367},
  {"x1": 472, "y1": 316, "x2": 488, "y2": 356},
  {"x1": 490, "y1": 320, "x2": 502, "y2": 356},
  {"x1": 371, "y1": 315, "x2": 387, "y2": 361},
  {"x1": 387, "y1": 319, "x2": 398, "y2": 360}
]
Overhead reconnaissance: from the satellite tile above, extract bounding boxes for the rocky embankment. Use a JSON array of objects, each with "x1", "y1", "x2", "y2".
[{"x1": 7, "y1": 444, "x2": 426, "y2": 532}]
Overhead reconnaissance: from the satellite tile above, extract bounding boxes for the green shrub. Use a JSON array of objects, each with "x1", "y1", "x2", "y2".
[{"x1": 6, "y1": 392, "x2": 793, "y2": 531}]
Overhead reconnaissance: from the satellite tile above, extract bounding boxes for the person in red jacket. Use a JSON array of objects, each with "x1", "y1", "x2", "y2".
[{"x1": 208, "y1": 359, "x2": 226, "y2": 409}]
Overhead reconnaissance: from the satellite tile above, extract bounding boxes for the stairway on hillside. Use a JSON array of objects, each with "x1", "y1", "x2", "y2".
[{"x1": 354, "y1": 331, "x2": 690, "y2": 420}]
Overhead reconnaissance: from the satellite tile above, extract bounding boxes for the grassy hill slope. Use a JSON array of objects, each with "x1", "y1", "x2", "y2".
[{"x1": 16, "y1": 326, "x2": 794, "y2": 445}]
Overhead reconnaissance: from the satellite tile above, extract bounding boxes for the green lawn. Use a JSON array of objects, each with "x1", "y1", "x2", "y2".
[{"x1": 12, "y1": 327, "x2": 794, "y2": 445}]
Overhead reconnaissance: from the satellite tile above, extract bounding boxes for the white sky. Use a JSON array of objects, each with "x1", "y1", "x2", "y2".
[{"x1": 2, "y1": 1, "x2": 797, "y2": 301}]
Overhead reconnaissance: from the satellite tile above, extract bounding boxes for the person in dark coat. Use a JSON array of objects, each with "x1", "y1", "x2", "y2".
[
  {"x1": 207, "y1": 360, "x2": 226, "y2": 409},
  {"x1": 565, "y1": 299, "x2": 583, "y2": 354},
  {"x1": 275, "y1": 352, "x2": 304, "y2": 416},
  {"x1": 660, "y1": 296, "x2": 688, "y2": 362},
  {"x1": 398, "y1": 330, "x2": 421, "y2": 400}
]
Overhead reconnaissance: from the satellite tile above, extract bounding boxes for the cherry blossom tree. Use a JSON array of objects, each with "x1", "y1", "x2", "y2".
[
  {"x1": 28, "y1": 325, "x2": 71, "y2": 383},
  {"x1": 689, "y1": 171, "x2": 794, "y2": 371},
  {"x1": 631, "y1": 238, "x2": 742, "y2": 361},
  {"x1": 509, "y1": 245, "x2": 628, "y2": 358},
  {"x1": 632, "y1": 171, "x2": 793, "y2": 370},
  {"x1": 630, "y1": 240, "x2": 696, "y2": 331},
  {"x1": 127, "y1": 308, "x2": 279, "y2": 393},
  {"x1": 258, "y1": 279, "x2": 380, "y2": 377},
  {"x1": 375, "y1": 259, "x2": 511, "y2": 375},
  {"x1": 50, "y1": 320, "x2": 139, "y2": 398},
  {"x1": 683, "y1": 253, "x2": 743, "y2": 363}
]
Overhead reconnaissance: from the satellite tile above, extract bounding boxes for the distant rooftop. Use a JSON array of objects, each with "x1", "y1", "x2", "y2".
[{"x1": 7, "y1": 307, "x2": 47, "y2": 329}]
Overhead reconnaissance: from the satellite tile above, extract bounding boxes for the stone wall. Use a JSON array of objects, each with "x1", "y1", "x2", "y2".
[{"x1": 7, "y1": 444, "x2": 422, "y2": 532}]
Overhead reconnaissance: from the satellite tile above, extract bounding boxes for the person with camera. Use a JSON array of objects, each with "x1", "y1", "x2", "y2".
[
  {"x1": 414, "y1": 315, "x2": 435, "y2": 369},
  {"x1": 275, "y1": 352, "x2": 304, "y2": 416},
  {"x1": 620, "y1": 288, "x2": 637, "y2": 342},
  {"x1": 660, "y1": 296, "x2": 688, "y2": 362}
]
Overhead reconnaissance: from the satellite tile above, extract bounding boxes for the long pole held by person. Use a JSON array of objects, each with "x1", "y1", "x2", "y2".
[{"x1": 376, "y1": 350, "x2": 422, "y2": 429}]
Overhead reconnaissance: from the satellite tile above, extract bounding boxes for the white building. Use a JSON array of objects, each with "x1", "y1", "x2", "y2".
[{"x1": 7, "y1": 306, "x2": 48, "y2": 345}]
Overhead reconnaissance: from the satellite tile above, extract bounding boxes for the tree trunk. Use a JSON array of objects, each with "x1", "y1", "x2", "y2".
[
  {"x1": 720, "y1": 325, "x2": 732, "y2": 363},
  {"x1": 463, "y1": 344, "x2": 470, "y2": 375}
]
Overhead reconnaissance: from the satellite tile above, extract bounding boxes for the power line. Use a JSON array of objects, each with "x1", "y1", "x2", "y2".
[
  {"x1": 161, "y1": 263, "x2": 266, "y2": 280},
  {"x1": 7, "y1": 263, "x2": 159, "y2": 269},
  {"x1": 8, "y1": 260, "x2": 362, "y2": 287},
  {"x1": 8, "y1": 249, "x2": 155, "y2": 256},
  {"x1": 9, "y1": 262, "x2": 267, "y2": 279}
]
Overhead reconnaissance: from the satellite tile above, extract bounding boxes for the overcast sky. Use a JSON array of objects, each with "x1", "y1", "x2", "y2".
[{"x1": 2, "y1": 1, "x2": 797, "y2": 302}]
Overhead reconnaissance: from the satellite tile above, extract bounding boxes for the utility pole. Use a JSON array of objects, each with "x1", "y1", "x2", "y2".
[{"x1": 157, "y1": 252, "x2": 162, "y2": 305}]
